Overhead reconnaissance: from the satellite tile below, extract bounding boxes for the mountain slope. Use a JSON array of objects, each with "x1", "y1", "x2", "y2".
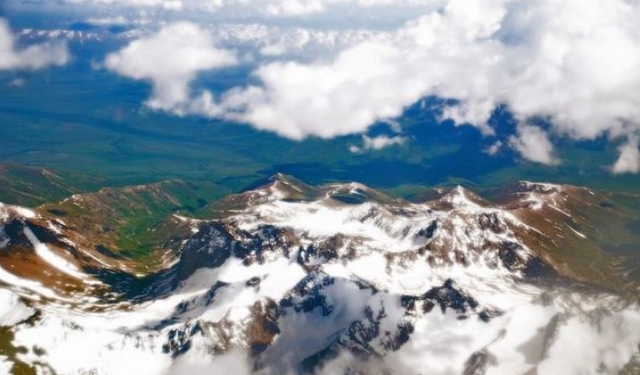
[{"x1": 0, "y1": 163, "x2": 100, "y2": 207}]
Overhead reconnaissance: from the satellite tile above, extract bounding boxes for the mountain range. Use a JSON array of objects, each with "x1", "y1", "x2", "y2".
[{"x1": 2, "y1": 173, "x2": 640, "y2": 375}]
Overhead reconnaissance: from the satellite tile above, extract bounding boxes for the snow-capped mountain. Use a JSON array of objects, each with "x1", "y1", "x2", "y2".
[
  {"x1": 1, "y1": 175, "x2": 640, "y2": 375},
  {"x1": 17, "y1": 24, "x2": 392, "y2": 56}
]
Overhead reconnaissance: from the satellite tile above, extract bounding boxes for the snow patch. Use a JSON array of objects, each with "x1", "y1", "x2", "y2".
[{"x1": 23, "y1": 226, "x2": 100, "y2": 284}]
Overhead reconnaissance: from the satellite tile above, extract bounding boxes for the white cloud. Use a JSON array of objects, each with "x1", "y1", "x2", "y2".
[
  {"x1": 8, "y1": 78, "x2": 26, "y2": 87},
  {"x1": 209, "y1": 41, "x2": 421, "y2": 139},
  {"x1": 215, "y1": 0, "x2": 640, "y2": 170},
  {"x1": 0, "y1": 18, "x2": 69, "y2": 71},
  {"x1": 440, "y1": 101, "x2": 496, "y2": 136},
  {"x1": 351, "y1": 134, "x2": 407, "y2": 153},
  {"x1": 81, "y1": 0, "x2": 185, "y2": 11},
  {"x1": 508, "y1": 124, "x2": 559, "y2": 166},
  {"x1": 168, "y1": 350, "x2": 252, "y2": 375},
  {"x1": 260, "y1": 0, "x2": 438, "y2": 16},
  {"x1": 485, "y1": 141, "x2": 502, "y2": 155},
  {"x1": 197, "y1": 0, "x2": 508, "y2": 139},
  {"x1": 612, "y1": 137, "x2": 640, "y2": 174},
  {"x1": 349, "y1": 145, "x2": 362, "y2": 153},
  {"x1": 106, "y1": 0, "x2": 640, "y2": 172},
  {"x1": 43, "y1": 0, "x2": 442, "y2": 16},
  {"x1": 86, "y1": 16, "x2": 130, "y2": 25},
  {"x1": 105, "y1": 22, "x2": 238, "y2": 113}
]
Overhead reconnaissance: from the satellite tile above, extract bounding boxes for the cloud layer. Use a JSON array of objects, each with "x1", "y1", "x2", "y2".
[
  {"x1": 36, "y1": 0, "x2": 441, "y2": 16},
  {"x1": 0, "y1": 18, "x2": 69, "y2": 71},
  {"x1": 106, "y1": 0, "x2": 640, "y2": 171}
]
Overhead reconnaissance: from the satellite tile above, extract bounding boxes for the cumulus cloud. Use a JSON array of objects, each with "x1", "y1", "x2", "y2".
[
  {"x1": 509, "y1": 125, "x2": 559, "y2": 166},
  {"x1": 350, "y1": 135, "x2": 407, "y2": 153},
  {"x1": 208, "y1": 41, "x2": 422, "y2": 139},
  {"x1": 107, "y1": 0, "x2": 640, "y2": 172},
  {"x1": 0, "y1": 18, "x2": 69, "y2": 71},
  {"x1": 105, "y1": 22, "x2": 237, "y2": 113},
  {"x1": 440, "y1": 100, "x2": 496, "y2": 136},
  {"x1": 612, "y1": 137, "x2": 640, "y2": 174},
  {"x1": 484, "y1": 141, "x2": 502, "y2": 156}
]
